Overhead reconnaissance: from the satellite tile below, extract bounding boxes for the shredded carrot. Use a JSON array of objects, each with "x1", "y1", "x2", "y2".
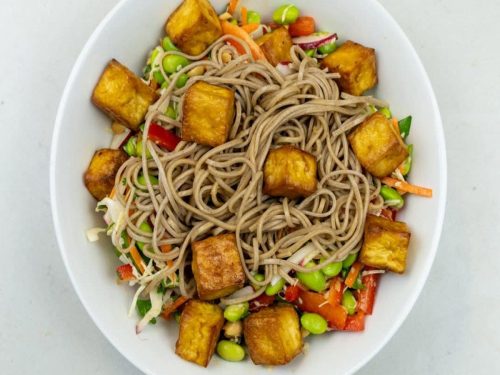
[
  {"x1": 241, "y1": 23, "x2": 259, "y2": 33},
  {"x1": 160, "y1": 244, "x2": 172, "y2": 253},
  {"x1": 161, "y1": 296, "x2": 189, "y2": 319},
  {"x1": 221, "y1": 21, "x2": 266, "y2": 61},
  {"x1": 228, "y1": 0, "x2": 239, "y2": 14},
  {"x1": 392, "y1": 117, "x2": 399, "y2": 133},
  {"x1": 382, "y1": 177, "x2": 433, "y2": 198},
  {"x1": 109, "y1": 187, "x2": 116, "y2": 199},
  {"x1": 328, "y1": 277, "x2": 343, "y2": 306},
  {"x1": 129, "y1": 246, "x2": 145, "y2": 273},
  {"x1": 241, "y1": 6, "x2": 248, "y2": 25},
  {"x1": 345, "y1": 262, "x2": 364, "y2": 288}
]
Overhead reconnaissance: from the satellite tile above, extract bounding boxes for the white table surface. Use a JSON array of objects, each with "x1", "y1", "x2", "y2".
[{"x1": 1, "y1": 0, "x2": 499, "y2": 374}]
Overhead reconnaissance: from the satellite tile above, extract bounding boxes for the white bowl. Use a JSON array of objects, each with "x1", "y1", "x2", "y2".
[{"x1": 50, "y1": 0, "x2": 447, "y2": 374}]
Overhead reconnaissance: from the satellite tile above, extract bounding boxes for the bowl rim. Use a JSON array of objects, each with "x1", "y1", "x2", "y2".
[{"x1": 50, "y1": 0, "x2": 447, "y2": 373}]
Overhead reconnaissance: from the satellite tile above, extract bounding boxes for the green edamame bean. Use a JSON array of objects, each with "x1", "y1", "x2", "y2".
[
  {"x1": 305, "y1": 49, "x2": 316, "y2": 57},
  {"x1": 162, "y1": 37, "x2": 179, "y2": 52},
  {"x1": 300, "y1": 313, "x2": 327, "y2": 334},
  {"x1": 380, "y1": 185, "x2": 405, "y2": 209},
  {"x1": 137, "y1": 174, "x2": 159, "y2": 187},
  {"x1": 251, "y1": 273, "x2": 265, "y2": 289},
  {"x1": 123, "y1": 136, "x2": 137, "y2": 157},
  {"x1": 153, "y1": 70, "x2": 166, "y2": 85},
  {"x1": 342, "y1": 290, "x2": 357, "y2": 315},
  {"x1": 136, "y1": 221, "x2": 152, "y2": 252},
  {"x1": 297, "y1": 262, "x2": 326, "y2": 292},
  {"x1": 272, "y1": 4, "x2": 300, "y2": 25},
  {"x1": 165, "y1": 105, "x2": 177, "y2": 119},
  {"x1": 320, "y1": 258, "x2": 343, "y2": 278},
  {"x1": 318, "y1": 42, "x2": 336, "y2": 55},
  {"x1": 162, "y1": 54, "x2": 190, "y2": 74},
  {"x1": 216, "y1": 340, "x2": 245, "y2": 362},
  {"x1": 265, "y1": 277, "x2": 285, "y2": 295},
  {"x1": 398, "y1": 116, "x2": 412, "y2": 139},
  {"x1": 379, "y1": 107, "x2": 392, "y2": 119},
  {"x1": 399, "y1": 144, "x2": 413, "y2": 176},
  {"x1": 342, "y1": 252, "x2": 358, "y2": 269},
  {"x1": 175, "y1": 73, "x2": 189, "y2": 88},
  {"x1": 135, "y1": 138, "x2": 152, "y2": 159},
  {"x1": 247, "y1": 10, "x2": 261, "y2": 24},
  {"x1": 224, "y1": 302, "x2": 249, "y2": 322},
  {"x1": 149, "y1": 47, "x2": 161, "y2": 66}
]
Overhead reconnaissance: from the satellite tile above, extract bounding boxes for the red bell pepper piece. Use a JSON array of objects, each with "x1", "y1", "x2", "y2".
[
  {"x1": 148, "y1": 123, "x2": 181, "y2": 152},
  {"x1": 343, "y1": 312, "x2": 365, "y2": 331},
  {"x1": 296, "y1": 290, "x2": 347, "y2": 330},
  {"x1": 355, "y1": 272, "x2": 380, "y2": 315},
  {"x1": 249, "y1": 294, "x2": 275, "y2": 312},
  {"x1": 284, "y1": 285, "x2": 301, "y2": 302},
  {"x1": 288, "y1": 16, "x2": 316, "y2": 37},
  {"x1": 116, "y1": 264, "x2": 134, "y2": 281}
]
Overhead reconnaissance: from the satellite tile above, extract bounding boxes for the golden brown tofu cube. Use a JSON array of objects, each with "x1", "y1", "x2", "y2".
[
  {"x1": 348, "y1": 112, "x2": 409, "y2": 178},
  {"x1": 360, "y1": 214, "x2": 411, "y2": 273},
  {"x1": 243, "y1": 305, "x2": 303, "y2": 366},
  {"x1": 165, "y1": 0, "x2": 222, "y2": 56},
  {"x1": 175, "y1": 300, "x2": 224, "y2": 367},
  {"x1": 182, "y1": 81, "x2": 235, "y2": 147},
  {"x1": 84, "y1": 149, "x2": 128, "y2": 200},
  {"x1": 322, "y1": 40, "x2": 378, "y2": 96},
  {"x1": 255, "y1": 27, "x2": 293, "y2": 66},
  {"x1": 263, "y1": 145, "x2": 317, "y2": 199},
  {"x1": 92, "y1": 59, "x2": 158, "y2": 130},
  {"x1": 191, "y1": 233, "x2": 245, "y2": 300}
]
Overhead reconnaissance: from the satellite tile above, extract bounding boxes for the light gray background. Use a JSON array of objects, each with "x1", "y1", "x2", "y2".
[{"x1": 1, "y1": 0, "x2": 499, "y2": 374}]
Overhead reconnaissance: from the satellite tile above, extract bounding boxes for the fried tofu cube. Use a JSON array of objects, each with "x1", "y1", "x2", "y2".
[
  {"x1": 84, "y1": 149, "x2": 128, "y2": 200},
  {"x1": 255, "y1": 27, "x2": 293, "y2": 66},
  {"x1": 360, "y1": 214, "x2": 411, "y2": 273},
  {"x1": 322, "y1": 40, "x2": 378, "y2": 96},
  {"x1": 243, "y1": 305, "x2": 303, "y2": 366},
  {"x1": 348, "y1": 112, "x2": 409, "y2": 178},
  {"x1": 175, "y1": 300, "x2": 224, "y2": 367},
  {"x1": 263, "y1": 145, "x2": 317, "y2": 199},
  {"x1": 182, "y1": 81, "x2": 235, "y2": 147},
  {"x1": 191, "y1": 233, "x2": 245, "y2": 300},
  {"x1": 92, "y1": 59, "x2": 158, "y2": 130},
  {"x1": 165, "y1": 0, "x2": 222, "y2": 56}
]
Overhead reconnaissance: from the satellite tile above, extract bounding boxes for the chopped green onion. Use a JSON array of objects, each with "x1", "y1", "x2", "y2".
[
  {"x1": 246, "y1": 10, "x2": 261, "y2": 24},
  {"x1": 398, "y1": 116, "x2": 412, "y2": 139}
]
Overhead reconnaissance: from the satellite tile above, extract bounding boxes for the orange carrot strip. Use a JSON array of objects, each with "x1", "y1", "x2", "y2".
[
  {"x1": 161, "y1": 296, "x2": 189, "y2": 319},
  {"x1": 345, "y1": 262, "x2": 363, "y2": 288},
  {"x1": 241, "y1": 6, "x2": 248, "y2": 25},
  {"x1": 129, "y1": 246, "x2": 145, "y2": 273},
  {"x1": 382, "y1": 177, "x2": 433, "y2": 198},
  {"x1": 109, "y1": 187, "x2": 116, "y2": 199},
  {"x1": 241, "y1": 23, "x2": 259, "y2": 33},
  {"x1": 221, "y1": 21, "x2": 266, "y2": 61},
  {"x1": 160, "y1": 244, "x2": 172, "y2": 253},
  {"x1": 392, "y1": 117, "x2": 399, "y2": 132},
  {"x1": 228, "y1": 0, "x2": 239, "y2": 14}
]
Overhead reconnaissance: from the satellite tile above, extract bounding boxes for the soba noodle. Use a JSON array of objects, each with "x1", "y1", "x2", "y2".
[{"x1": 111, "y1": 36, "x2": 386, "y2": 304}]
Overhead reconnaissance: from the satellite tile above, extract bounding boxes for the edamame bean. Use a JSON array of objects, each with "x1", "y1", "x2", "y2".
[
  {"x1": 162, "y1": 54, "x2": 190, "y2": 74},
  {"x1": 135, "y1": 138, "x2": 152, "y2": 159},
  {"x1": 162, "y1": 37, "x2": 179, "y2": 52},
  {"x1": 318, "y1": 41, "x2": 336, "y2": 55},
  {"x1": 272, "y1": 4, "x2": 300, "y2": 25},
  {"x1": 265, "y1": 277, "x2": 285, "y2": 295},
  {"x1": 137, "y1": 174, "x2": 159, "y2": 186},
  {"x1": 379, "y1": 107, "x2": 392, "y2": 119},
  {"x1": 247, "y1": 10, "x2": 261, "y2": 24},
  {"x1": 380, "y1": 185, "x2": 405, "y2": 209},
  {"x1": 342, "y1": 290, "x2": 357, "y2": 315},
  {"x1": 399, "y1": 144, "x2": 413, "y2": 176},
  {"x1": 216, "y1": 340, "x2": 245, "y2": 362},
  {"x1": 123, "y1": 136, "x2": 137, "y2": 157},
  {"x1": 153, "y1": 70, "x2": 165, "y2": 85},
  {"x1": 149, "y1": 47, "x2": 161, "y2": 66},
  {"x1": 175, "y1": 73, "x2": 189, "y2": 88},
  {"x1": 319, "y1": 258, "x2": 343, "y2": 278},
  {"x1": 342, "y1": 252, "x2": 358, "y2": 269},
  {"x1": 305, "y1": 49, "x2": 316, "y2": 57},
  {"x1": 300, "y1": 313, "x2": 327, "y2": 334},
  {"x1": 136, "y1": 221, "x2": 152, "y2": 252},
  {"x1": 165, "y1": 105, "x2": 177, "y2": 119},
  {"x1": 224, "y1": 302, "x2": 249, "y2": 322},
  {"x1": 297, "y1": 262, "x2": 327, "y2": 292}
]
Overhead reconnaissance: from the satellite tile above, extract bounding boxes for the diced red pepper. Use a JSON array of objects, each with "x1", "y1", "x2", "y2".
[
  {"x1": 296, "y1": 290, "x2": 347, "y2": 330},
  {"x1": 380, "y1": 208, "x2": 397, "y2": 221},
  {"x1": 284, "y1": 285, "x2": 301, "y2": 302},
  {"x1": 116, "y1": 264, "x2": 134, "y2": 281},
  {"x1": 249, "y1": 294, "x2": 275, "y2": 312},
  {"x1": 288, "y1": 16, "x2": 316, "y2": 37},
  {"x1": 148, "y1": 123, "x2": 181, "y2": 152},
  {"x1": 343, "y1": 312, "x2": 365, "y2": 331},
  {"x1": 355, "y1": 273, "x2": 380, "y2": 315}
]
